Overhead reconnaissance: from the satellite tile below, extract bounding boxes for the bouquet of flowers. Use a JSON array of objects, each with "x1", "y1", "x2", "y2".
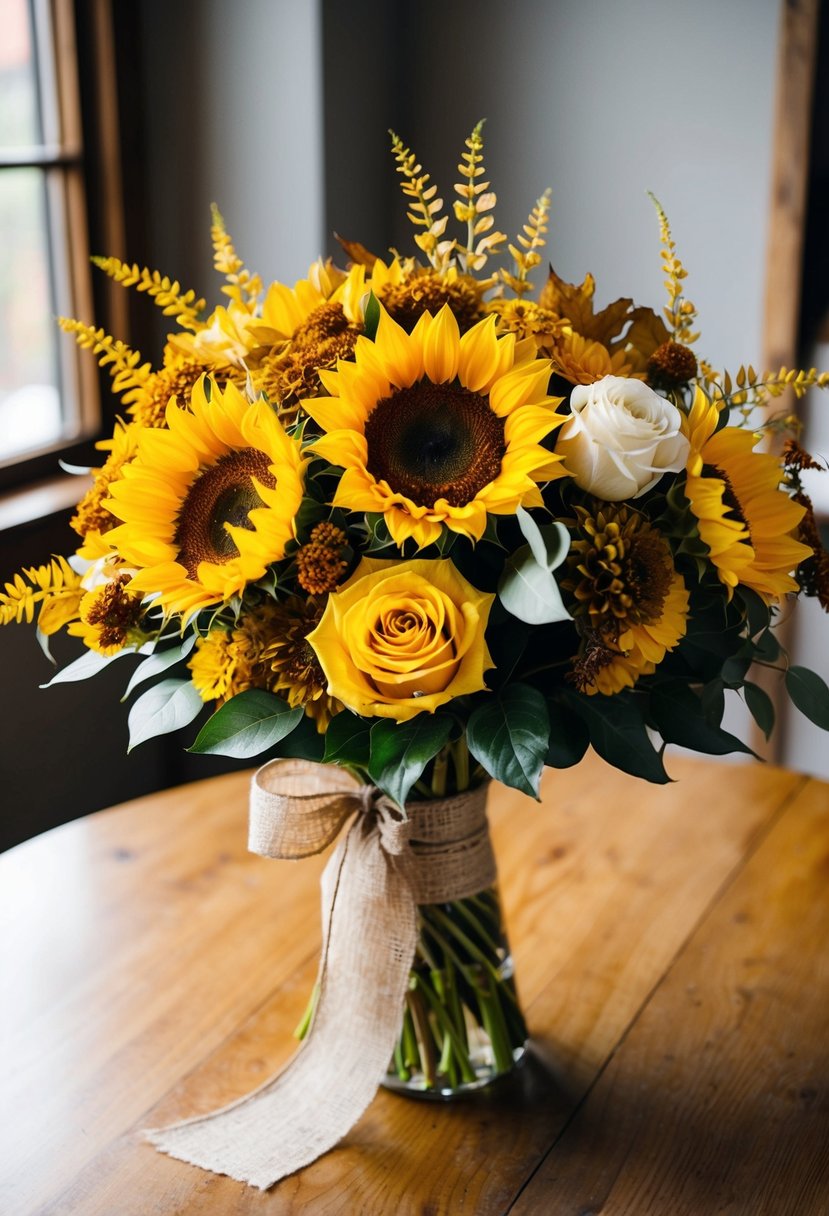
[{"x1": 4, "y1": 124, "x2": 829, "y2": 1184}]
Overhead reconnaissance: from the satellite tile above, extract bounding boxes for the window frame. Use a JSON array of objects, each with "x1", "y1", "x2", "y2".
[{"x1": 0, "y1": 0, "x2": 124, "y2": 496}]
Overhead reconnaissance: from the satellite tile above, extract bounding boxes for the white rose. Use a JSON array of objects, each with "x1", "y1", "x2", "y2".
[{"x1": 556, "y1": 375, "x2": 689, "y2": 500}]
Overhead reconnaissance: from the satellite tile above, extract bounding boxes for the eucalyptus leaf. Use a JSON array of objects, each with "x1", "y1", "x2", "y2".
[
  {"x1": 35, "y1": 626, "x2": 54, "y2": 663},
  {"x1": 467, "y1": 684, "x2": 549, "y2": 799},
  {"x1": 516, "y1": 506, "x2": 556, "y2": 568},
  {"x1": 40, "y1": 647, "x2": 125, "y2": 687},
  {"x1": 785, "y1": 665, "x2": 829, "y2": 730},
  {"x1": 58, "y1": 459, "x2": 92, "y2": 475},
  {"x1": 368, "y1": 714, "x2": 454, "y2": 807},
  {"x1": 188, "y1": 689, "x2": 303, "y2": 758},
  {"x1": 122, "y1": 634, "x2": 196, "y2": 699},
  {"x1": 127, "y1": 678, "x2": 204, "y2": 751},
  {"x1": 498, "y1": 513, "x2": 572, "y2": 625}
]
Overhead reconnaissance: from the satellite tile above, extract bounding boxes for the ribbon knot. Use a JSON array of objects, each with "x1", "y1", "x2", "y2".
[{"x1": 147, "y1": 758, "x2": 496, "y2": 1190}]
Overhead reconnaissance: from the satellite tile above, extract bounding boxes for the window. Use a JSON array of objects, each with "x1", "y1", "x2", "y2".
[{"x1": 0, "y1": 0, "x2": 97, "y2": 475}]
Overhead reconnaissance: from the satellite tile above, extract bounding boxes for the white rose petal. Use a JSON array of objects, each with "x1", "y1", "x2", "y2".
[{"x1": 556, "y1": 375, "x2": 690, "y2": 500}]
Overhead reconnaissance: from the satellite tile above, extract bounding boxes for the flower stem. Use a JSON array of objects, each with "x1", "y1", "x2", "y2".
[{"x1": 407, "y1": 982, "x2": 438, "y2": 1087}]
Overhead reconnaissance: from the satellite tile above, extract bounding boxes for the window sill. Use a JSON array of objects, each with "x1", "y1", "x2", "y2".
[{"x1": 0, "y1": 474, "x2": 90, "y2": 534}]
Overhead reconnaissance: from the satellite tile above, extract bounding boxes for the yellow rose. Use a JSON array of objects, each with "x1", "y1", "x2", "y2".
[{"x1": 306, "y1": 558, "x2": 495, "y2": 721}]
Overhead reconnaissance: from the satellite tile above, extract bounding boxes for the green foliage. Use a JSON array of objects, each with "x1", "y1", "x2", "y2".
[
  {"x1": 650, "y1": 682, "x2": 755, "y2": 758},
  {"x1": 562, "y1": 690, "x2": 670, "y2": 784},
  {"x1": 323, "y1": 711, "x2": 372, "y2": 770},
  {"x1": 122, "y1": 636, "x2": 195, "y2": 700},
  {"x1": 785, "y1": 666, "x2": 829, "y2": 730},
  {"x1": 363, "y1": 291, "x2": 381, "y2": 341},
  {"x1": 467, "y1": 684, "x2": 550, "y2": 799},
  {"x1": 128, "y1": 678, "x2": 204, "y2": 751},
  {"x1": 368, "y1": 715, "x2": 455, "y2": 807},
  {"x1": 40, "y1": 647, "x2": 125, "y2": 687},
  {"x1": 545, "y1": 698, "x2": 590, "y2": 769},
  {"x1": 188, "y1": 690, "x2": 303, "y2": 758},
  {"x1": 744, "y1": 681, "x2": 775, "y2": 740}
]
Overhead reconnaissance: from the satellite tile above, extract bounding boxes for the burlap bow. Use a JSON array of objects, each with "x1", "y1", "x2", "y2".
[{"x1": 146, "y1": 759, "x2": 495, "y2": 1190}]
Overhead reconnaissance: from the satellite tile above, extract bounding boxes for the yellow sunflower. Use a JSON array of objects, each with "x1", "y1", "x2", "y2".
[
  {"x1": 305, "y1": 304, "x2": 567, "y2": 548},
  {"x1": 71, "y1": 418, "x2": 140, "y2": 539},
  {"x1": 104, "y1": 377, "x2": 306, "y2": 621},
  {"x1": 684, "y1": 389, "x2": 811, "y2": 602},
  {"x1": 257, "y1": 259, "x2": 362, "y2": 344}
]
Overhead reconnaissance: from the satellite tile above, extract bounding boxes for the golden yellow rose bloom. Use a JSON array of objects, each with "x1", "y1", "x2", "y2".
[{"x1": 306, "y1": 558, "x2": 495, "y2": 721}]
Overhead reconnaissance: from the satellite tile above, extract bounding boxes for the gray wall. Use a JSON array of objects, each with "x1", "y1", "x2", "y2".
[
  {"x1": 139, "y1": 0, "x2": 780, "y2": 375},
  {"x1": 137, "y1": 0, "x2": 325, "y2": 311}
]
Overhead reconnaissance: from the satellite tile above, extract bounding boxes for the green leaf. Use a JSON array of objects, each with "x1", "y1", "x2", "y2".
[
  {"x1": 467, "y1": 685, "x2": 550, "y2": 799},
  {"x1": 267, "y1": 710, "x2": 325, "y2": 758},
  {"x1": 127, "y1": 678, "x2": 204, "y2": 751},
  {"x1": 744, "y1": 680, "x2": 775, "y2": 740},
  {"x1": 40, "y1": 647, "x2": 125, "y2": 687},
  {"x1": 368, "y1": 714, "x2": 454, "y2": 807},
  {"x1": 266, "y1": 712, "x2": 325, "y2": 762},
  {"x1": 721, "y1": 653, "x2": 752, "y2": 687},
  {"x1": 545, "y1": 698, "x2": 589, "y2": 768},
  {"x1": 498, "y1": 511, "x2": 572, "y2": 625},
  {"x1": 323, "y1": 711, "x2": 371, "y2": 769},
  {"x1": 753, "y1": 629, "x2": 782, "y2": 663},
  {"x1": 484, "y1": 624, "x2": 528, "y2": 690},
  {"x1": 650, "y1": 682, "x2": 755, "y2": 758},
  {"x1": 363, "y1": 291, "x2": 381, "y2": 341},
  {"x1": 188, "y1": 689, "x2": 303, "y2": 758},
  {"x1": 562, "y1": 690, "x2": 670, "y2": 784},
  {"x1": 736, "y1": 586, "x2": 771, "y2": 638},
  {"x1": 695, "y1": 680, "x2": 724, "y2": 724},
  {"x1": 122, "y1": 635, "x2": 196, "y2": 699},
  {"x1": 700, "y1": 678, "x2": 726, "y2": 727},
  {"x1": 785, "y1": 665, "x2": 829, "y2": 730}
]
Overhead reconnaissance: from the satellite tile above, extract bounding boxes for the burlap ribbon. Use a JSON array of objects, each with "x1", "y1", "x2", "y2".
[{"x1": 145, "y1": 759, "x2": 495, "y2": 1190}]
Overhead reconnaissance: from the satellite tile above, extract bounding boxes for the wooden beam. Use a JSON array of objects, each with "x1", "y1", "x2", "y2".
[
  {"x1": 762, "y1": 0, "x2": 820, "y2": 375},
  {"x1": 757, "y1": 0, "x2": 821, "y2": 761}
]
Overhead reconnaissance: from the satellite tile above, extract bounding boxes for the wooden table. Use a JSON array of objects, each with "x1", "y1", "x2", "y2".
[{"x1": 2, "y1": 754, "x2": 828, "y2": 1215}]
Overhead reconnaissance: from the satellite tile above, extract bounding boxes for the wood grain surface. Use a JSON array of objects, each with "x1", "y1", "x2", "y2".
[{"x1": 1, "y1": 753, "x2": 826, "y2": 1215}]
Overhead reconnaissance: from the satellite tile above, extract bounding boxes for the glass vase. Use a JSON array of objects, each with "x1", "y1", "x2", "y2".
[{"x1": 382, "y1": 880, "x2": 528, "y2": 1098}]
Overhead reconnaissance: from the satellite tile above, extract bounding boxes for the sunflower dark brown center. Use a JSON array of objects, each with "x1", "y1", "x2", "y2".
[
  {"x1": 174, "y1": 448, "x2": 276, "y2": 577},
  {"x1": 364, "y1": 380, "x2": 505, "y2": 509},
  {"x1": 706, "y1": 463, "x2": 751, "y2": 541}
]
